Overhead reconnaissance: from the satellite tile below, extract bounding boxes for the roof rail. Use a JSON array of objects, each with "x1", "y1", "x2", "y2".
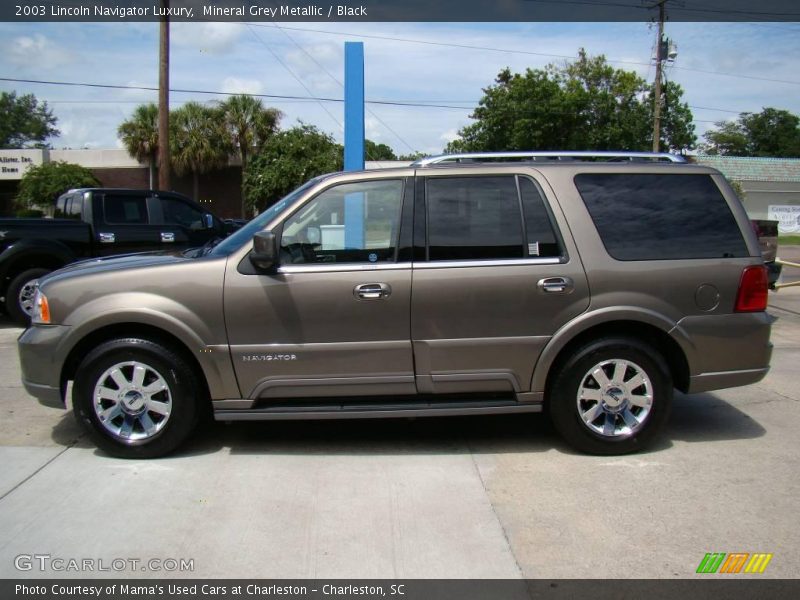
[{"x1": 412, "y1": 151, "x2": 686, "y2": 167}]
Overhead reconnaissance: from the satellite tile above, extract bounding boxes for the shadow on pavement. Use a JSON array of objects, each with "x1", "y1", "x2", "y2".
[
  {"x1": 175, "y1": 413, "x2": 565, "y2": 459},
  {"x1": 664, "y1": 391, "x2": 766, "y2": 443},
  {"x1": 50, "y1": 412, "x2": 92, "y2": 449}
]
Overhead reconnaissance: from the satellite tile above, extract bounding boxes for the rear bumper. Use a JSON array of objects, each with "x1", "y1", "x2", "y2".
[
  {"x1": 688, "y1": 367, "x2": 770, "y2": 394},
  {"x1": 677, "y1": 311, "x2": 774, "y2": 394},
  {"x1": 17, "y1": 324, "x2": 70, "y2": 408}
]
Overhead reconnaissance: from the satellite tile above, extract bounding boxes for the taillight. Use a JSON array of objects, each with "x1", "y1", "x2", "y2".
[{"x1": 735, "y1": 265, "x2": 768, "y2": 312}]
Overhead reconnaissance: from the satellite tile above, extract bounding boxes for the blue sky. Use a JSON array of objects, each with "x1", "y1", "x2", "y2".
[{"x1": 1, "y1": 20, "x2": 799, "y2": 155}]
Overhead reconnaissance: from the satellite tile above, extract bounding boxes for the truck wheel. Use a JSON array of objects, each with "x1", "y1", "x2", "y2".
[
  {"x1": 548, "y1": 337, "x2": 672, "y2": 455},
  {"x1": 6, "y1": 267, "x2": 52, "y2": 326},
  {"x1": 73, "y1": 338, "x2": 200, "y2": 459}
]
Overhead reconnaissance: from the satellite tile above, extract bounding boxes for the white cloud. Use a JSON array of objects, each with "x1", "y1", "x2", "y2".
[
  {"x1": 172, "y1": 22, "x2": 241, "y2": 54},
  {"x1": 220, "y1": 77, "x2": 264, "y2": 96},
  {"x1": 5, "y1": 33, "x2": 75, "y2": 69},
  {"x1": 440, "y1": 129, "x2": 460, "y2": 144}
]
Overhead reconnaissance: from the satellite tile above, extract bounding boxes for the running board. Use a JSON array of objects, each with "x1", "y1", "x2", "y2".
[{"x1": 214, "y1": 398, "x2": 543, "y2": 421}]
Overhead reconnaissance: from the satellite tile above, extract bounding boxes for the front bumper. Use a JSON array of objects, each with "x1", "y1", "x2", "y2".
[{"x1": 17, "y1": 324, "x2": 71, "y2": 409}]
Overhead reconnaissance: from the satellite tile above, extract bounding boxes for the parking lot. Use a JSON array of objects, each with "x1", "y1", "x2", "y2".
[{"x1": 1, "y1": 285, "x2": 799, "y2": 580}]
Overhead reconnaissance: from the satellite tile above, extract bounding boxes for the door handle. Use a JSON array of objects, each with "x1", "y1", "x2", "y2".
[
  {"x1": 537, "y1": 276, "x2": 574, "y2": 294},
  {"x1": 98, "y1": 232, "x2": 115, "y2": 243},
  {"x1": 161, "y1": 232, "x2": 175, "y2": 242},
  {"x1": 354, "y1": 283, "x2": 392, "y2": 300}
]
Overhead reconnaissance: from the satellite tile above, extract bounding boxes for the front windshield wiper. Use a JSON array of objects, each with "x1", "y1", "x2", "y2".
[{"x1": 185, "y1": 237, "x2": 223, "y2": 258}]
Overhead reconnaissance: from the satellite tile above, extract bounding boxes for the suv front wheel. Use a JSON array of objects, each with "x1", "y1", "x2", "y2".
[
  {"x1": 549, "y1": 337, "x2": 672, "y2": 455},
  {"x1": 73, "y1": 338, "x2": 200, "y2": 458}
]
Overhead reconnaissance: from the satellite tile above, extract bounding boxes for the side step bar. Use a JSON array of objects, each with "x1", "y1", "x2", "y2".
[{"x1": 214, "y1": 399, "x2": 543, "y2": 421}]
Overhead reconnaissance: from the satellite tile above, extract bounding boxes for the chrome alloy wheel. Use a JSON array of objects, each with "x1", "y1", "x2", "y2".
[
  {"x1": 92, "y1": 361, "x2": 173, "y2": 442},
  {"x1": 18, "y1": 279, "x2": 39, "y2": 316},
  {"x1": 576, "y1": 359, "x2": 653, "y2": 438}
]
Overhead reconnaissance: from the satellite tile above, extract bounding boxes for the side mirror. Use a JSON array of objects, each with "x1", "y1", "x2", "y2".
[
  {"x1": 249, "y1": 231, "x2": 278, "y2": 272},
  {"x1": 203, "y1": 213, "x2": 214, "y2": 229}
]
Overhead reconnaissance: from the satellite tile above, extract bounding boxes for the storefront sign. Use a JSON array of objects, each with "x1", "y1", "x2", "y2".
[
  {"x1": 0, "y1": 149, "x2": 45, "y2": 180},
  {"x1": 768, "y1": 205, "x2": 800, "y2": 234}
]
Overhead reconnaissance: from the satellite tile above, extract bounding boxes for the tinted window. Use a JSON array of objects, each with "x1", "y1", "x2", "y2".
[
  {"x1": 519, "y1": 177, "x2": 561, "y2": 258},
  {"x1": 162, "y1": 198, "x2": 204, "y2": 230},
  {"x1": 574, "y1": 174, "x2": 748, "y2": 260},
  {"x1": 427, "y1": 176, "x2": 524, "y2": 261},
  {"x1": 281, "y1": 179, "x2": 404, "y2": 264},
  {"x1": 67, "y1": 194, "x2": 82, "y2": 219},
  {"x1": 104, "y1": 195, "x2": 148, "y2": 225},
  {"x1": 55, "y1": 195, "x2": 67, "y2": 218}
]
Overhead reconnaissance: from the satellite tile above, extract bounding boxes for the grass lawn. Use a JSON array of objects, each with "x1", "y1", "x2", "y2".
[{"x1": 779, "y1": 236, "x2": 800, "y2": 246}]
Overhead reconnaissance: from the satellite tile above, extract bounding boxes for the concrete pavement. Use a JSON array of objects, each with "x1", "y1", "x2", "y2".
[{"x1": 0, "y1": 289, "x2": 798, "y2": 579}]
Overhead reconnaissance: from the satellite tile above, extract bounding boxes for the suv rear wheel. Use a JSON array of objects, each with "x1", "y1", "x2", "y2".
[
  {"x1": 549, "y1": 337, "x2": 672, "y2": 455},
  {"x1": 73, "y1": 338, "x2": 200, "y2": 458}
]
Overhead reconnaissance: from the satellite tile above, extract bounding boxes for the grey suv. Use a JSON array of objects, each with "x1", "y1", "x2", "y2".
[{"x1": 18, "y1": 152, "x2": 773, "y2": 458}]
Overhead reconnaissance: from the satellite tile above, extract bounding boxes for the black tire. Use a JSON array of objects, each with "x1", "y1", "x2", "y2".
[
  {"x1": 548, "y1": 337, "x2": 672, "y2": 455},
  {"x1": 6, "y1": 267, "x2": 52, "y2": 326},
  {"x1": 73, "y1": 338, "x2": 200, "y2": 459}
]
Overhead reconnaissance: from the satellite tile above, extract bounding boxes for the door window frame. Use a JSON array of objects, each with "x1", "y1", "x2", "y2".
[{"x1": 417, "y1": 173, "x2": 567, "y2": 267}]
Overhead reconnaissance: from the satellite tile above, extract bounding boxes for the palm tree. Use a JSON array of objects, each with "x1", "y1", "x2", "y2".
[
  {"x1": 170, "y1": 102, "x2": 231, "y2": 202},
  {"x1": 117, "y1": 103, "x2": 159, "y2": 188},
  {"x1": 220, "y1": 95, "x2": 282, "y2": 218}
]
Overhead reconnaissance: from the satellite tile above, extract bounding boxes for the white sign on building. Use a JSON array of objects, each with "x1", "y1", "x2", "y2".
[
  {"x1": 768, "y1": 205, "x2": 800, "y2": 234},
  {"x1": 0, "y1": 149, "x2": 46, "y2": 180}
]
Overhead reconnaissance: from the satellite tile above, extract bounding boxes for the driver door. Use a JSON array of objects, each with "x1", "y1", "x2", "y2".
[{"x1": 223, "y1": 176, "x2": 415, "y2": 401}]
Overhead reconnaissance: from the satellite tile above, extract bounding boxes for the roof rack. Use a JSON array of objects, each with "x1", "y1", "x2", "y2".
[{"x1": 411, "y1": 151, "x2": 686, "y2": 167}]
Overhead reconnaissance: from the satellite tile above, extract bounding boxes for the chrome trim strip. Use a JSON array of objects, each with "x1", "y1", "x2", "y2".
[
  {"x1": 414, "y1": 258, "x2": 562, "y2": 269},
  {"x1": 279, "y1": 258, "x2": 561, "y2": 273},
  {"x1": 413, "y1": 151, "x2": 686, "y2": 166},
  {"x1": 279, "y1": 262, "x2": 411, "y2": 274}
]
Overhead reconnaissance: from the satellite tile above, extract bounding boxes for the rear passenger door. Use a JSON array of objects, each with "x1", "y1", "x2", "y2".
[
  {"x1": 410, "y1": 170, "x2": 590, "y2": 397},
  {"x1": 151, "y1": 195, "x2": 217, "y2": 249},
  {"x1": 93, "y1": 192, "x2": 161, "y2": 256}
]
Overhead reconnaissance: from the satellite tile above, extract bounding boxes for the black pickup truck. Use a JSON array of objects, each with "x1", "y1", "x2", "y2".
[{"x1": 0, "y1": 188, "x2": 235, "y2": 324}]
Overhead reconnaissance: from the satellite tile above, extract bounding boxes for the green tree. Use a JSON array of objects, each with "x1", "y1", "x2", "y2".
[
  {"x1": 654, "y1": 81, "x2": 696, "y2": 152},
  {"x1": 243, "y1": 123, "x2": 343, "y2": 212},
  {"x1": 219, "y1": 95, "x2": 282, "y2": 218},
  {"x1": 0, "y1": 91, "x2": 60, "y2": 148},
  {"x1": 16, "y1": 161, "x2": 99, "y2": 212},
  {"x1": 397, "y1": 151, "x2": 426, "y2": 161},
  {"x1": 365, "y1": 139, "x2": 397, "y2": 161},
  {"x1": 446, "y1": 50, "x2": 695, "y2": 154},
  {"x1": 703, "y1": 108, "x2": 800, "y2": 157},
  {"x1": 170, "y1": 102, "x2": 232, "y2": 201},
  {"x1": 117, "y1": 103, "x2": 159, "y2": 188}
]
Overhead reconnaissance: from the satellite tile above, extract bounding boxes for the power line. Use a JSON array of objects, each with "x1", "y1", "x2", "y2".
[
  {"x1": 264, "y1": 22, "x2": 419, "y2": 154},
  {"x1": 250, "y1": 23, "x2": 800, "y2": 86},
  {"x1": 0, "y1": 76, "x2": 475, "y2": 110},
  {"x1": 4, "y1": 76, "x2": 772, "y2": 127},
  {"x1": 242, "y1": 24, "x2": 344, "y2": 135}
]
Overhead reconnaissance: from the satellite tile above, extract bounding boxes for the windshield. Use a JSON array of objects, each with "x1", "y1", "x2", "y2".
[{"x1": 210, "y1": 176, "x2": 329, "y2": 257}]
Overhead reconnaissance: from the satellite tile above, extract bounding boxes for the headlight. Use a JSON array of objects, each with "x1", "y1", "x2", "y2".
[{"x1": 31, "y1": 289, "x2": 51, "y2": 325}]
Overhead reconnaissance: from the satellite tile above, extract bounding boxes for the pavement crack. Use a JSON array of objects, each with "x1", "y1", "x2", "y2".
[
  {"x1": 0, "y1": 438, "x2": 82, "y2": 503},
  {"x1": 465, "y1": 438, "x2": 525, "y2": 579}
]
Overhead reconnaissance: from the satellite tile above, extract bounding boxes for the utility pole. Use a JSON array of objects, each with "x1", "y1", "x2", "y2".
[
  {"x1": 157, "y1": 0, "x2": 170, "y2": 190},
  {"x1": 651, "y1": 0, "x2": 666, "y2": 152}
]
